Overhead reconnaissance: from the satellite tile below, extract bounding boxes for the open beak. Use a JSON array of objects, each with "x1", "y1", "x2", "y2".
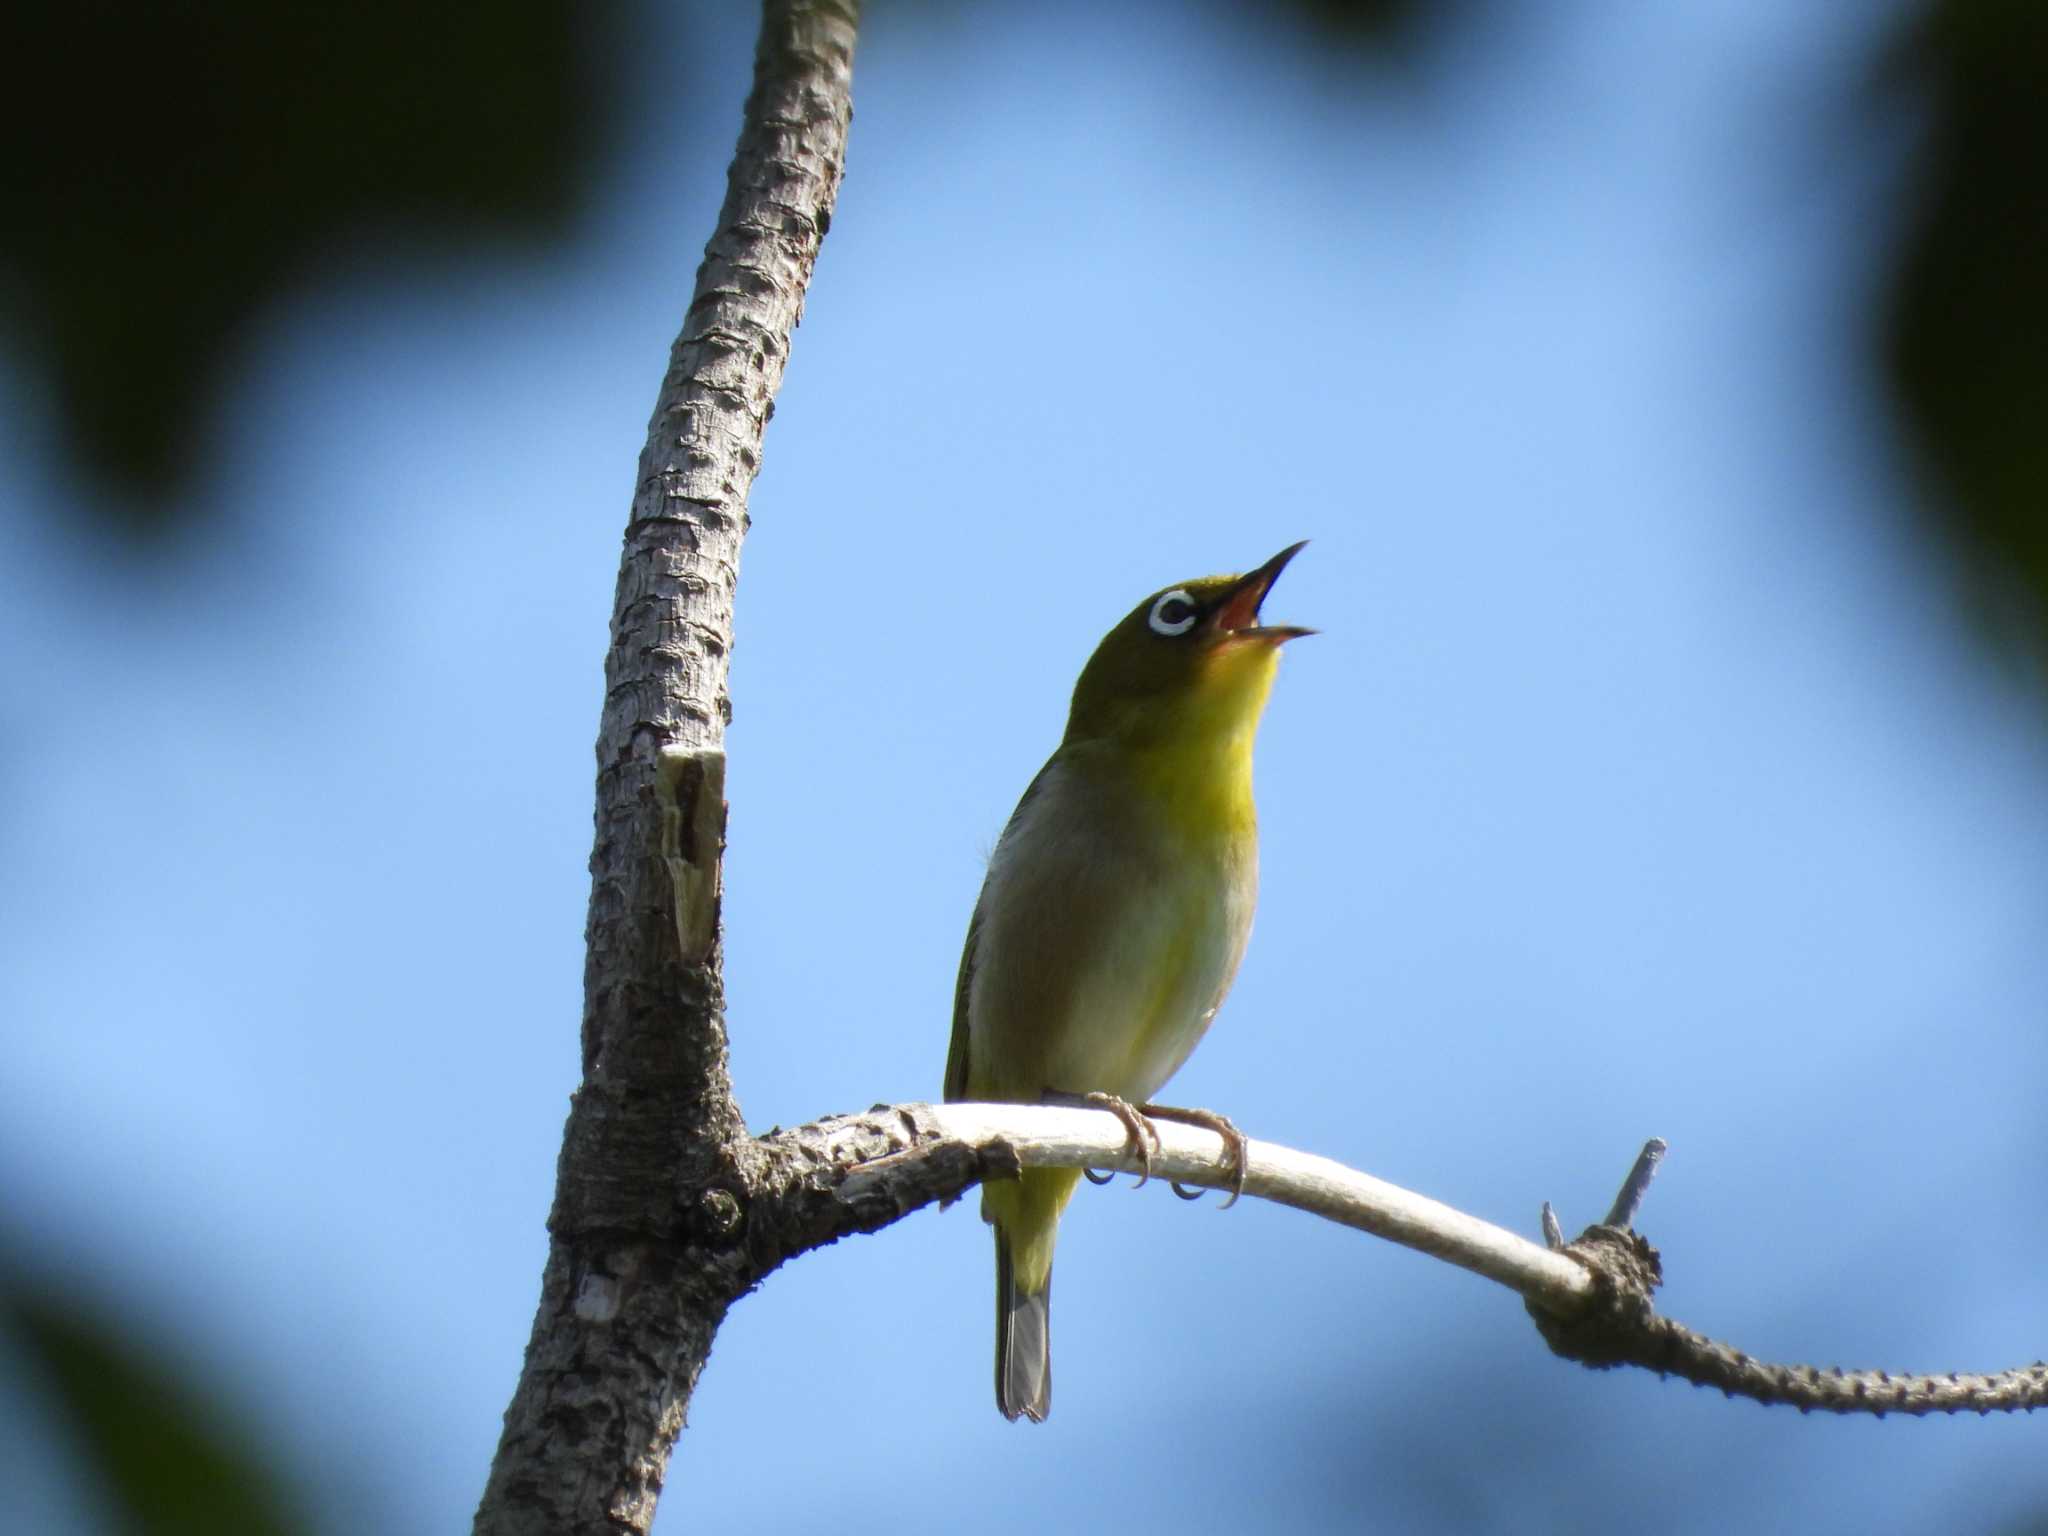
[{"x1": 1213, "y1": 540, "x2": 1315, "y2": 642}]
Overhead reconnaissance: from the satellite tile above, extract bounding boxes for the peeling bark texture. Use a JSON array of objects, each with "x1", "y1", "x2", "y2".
[
  {"x1": 473, "y1": 4, "x2": 858, "y2": 1533},
  {"x1": 739, "y1": 1106, "x2": 1025, "y2": 1278}
]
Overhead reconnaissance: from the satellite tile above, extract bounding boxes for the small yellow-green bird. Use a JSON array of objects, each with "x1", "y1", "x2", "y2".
[{"x1": 943, "y1": 542, "x2": 1311, "y2": 1422}]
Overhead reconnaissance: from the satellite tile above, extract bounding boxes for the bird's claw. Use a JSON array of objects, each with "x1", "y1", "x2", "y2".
[
  {"x1": 1046, "y1": 1091, "x2": 1245, "y2": 1201},
  {"x1": 1082, "y1": 1091, "x2": 1162, "y2": 1187},
  {"x1": 1045, "y1": 1089, "x2": 1162, "y2": 1187},
  {"x1": 1139, "y1": 1104, "x2": 1249, "y2": 1208}
]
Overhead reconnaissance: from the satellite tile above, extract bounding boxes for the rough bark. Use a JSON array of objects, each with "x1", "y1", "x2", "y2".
[{"x1": 473, "y1": 4, "x2": 858, "y2": 1532}]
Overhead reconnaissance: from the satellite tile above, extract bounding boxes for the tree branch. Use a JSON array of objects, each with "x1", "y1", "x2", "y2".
[
  {"x1": 745, "y1": 1104, "x2": 2048, "y2": 1420},
  {"x1": 473, "y1": 4, "x2": 858, "y2": 1533},
  {"x1": 1527, "y1": 1223, "x2": 2048, "y2": 1417}
]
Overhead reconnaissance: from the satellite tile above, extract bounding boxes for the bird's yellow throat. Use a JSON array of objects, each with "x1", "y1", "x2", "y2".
[{"x1": 1089, "y1": 637, "x2": 1282, "y2": 843}]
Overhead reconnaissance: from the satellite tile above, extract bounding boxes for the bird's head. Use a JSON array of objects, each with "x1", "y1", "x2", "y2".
[{"x1": 1065, "y1": 541, "x2": 1313, "y2": 748}]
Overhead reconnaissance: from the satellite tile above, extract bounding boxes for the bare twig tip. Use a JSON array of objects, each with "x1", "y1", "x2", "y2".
[{"x1": 1604, "y1": 1137, "x2": 1669, "y2": 1229}]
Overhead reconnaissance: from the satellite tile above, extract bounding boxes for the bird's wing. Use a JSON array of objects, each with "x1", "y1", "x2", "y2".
[
  {"x1": 943, "y1": 897, "x2": 980, "y2": 1102},
  {"x1": 944, "y1": 759, "x2": 1062, "y2": 1103}
]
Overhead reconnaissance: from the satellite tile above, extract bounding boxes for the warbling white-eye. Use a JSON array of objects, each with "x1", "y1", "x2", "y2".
[{"x1": 943, "y1": 542, "x2": 1311, "y2": 1422}]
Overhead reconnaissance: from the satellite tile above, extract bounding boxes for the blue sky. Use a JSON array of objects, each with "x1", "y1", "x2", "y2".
[{"x1": 5, "y1": 1, "x2": 2047, "y2": 1531}]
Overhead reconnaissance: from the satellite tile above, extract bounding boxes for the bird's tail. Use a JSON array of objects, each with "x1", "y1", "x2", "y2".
[
  {"x1": 986, "y1": 1165, "x2": 1077, "y2": 1422},
  {"x1": 994, "y1": 1227, "x2": 1052, "y2": 1423}
]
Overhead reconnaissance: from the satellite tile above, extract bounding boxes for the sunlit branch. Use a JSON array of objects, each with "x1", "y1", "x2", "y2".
[{"x1": 754, "y1": 1103, "x2": 2048, "y2": 1420}]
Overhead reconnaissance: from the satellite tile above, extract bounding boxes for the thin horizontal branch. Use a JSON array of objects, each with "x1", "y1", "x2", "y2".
[
  {"x1": 924, "y1": 1104, "x2": 1594, "y2": 1305},
  {"x1": 743, "y1": 1102, "x2": 1588, "y2": 1301},
  {"x1": 750, "y1": 1102, "x2": 2048, "y2": 1420}
]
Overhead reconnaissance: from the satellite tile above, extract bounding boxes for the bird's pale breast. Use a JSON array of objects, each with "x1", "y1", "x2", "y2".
[{"x1": 962, "y1": 748, "x2": 1257, "y2": 1107}]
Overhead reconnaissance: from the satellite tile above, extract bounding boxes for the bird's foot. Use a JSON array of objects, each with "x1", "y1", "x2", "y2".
[
  {"x1": 1138, "y1": 1104, "x2": 1250, "y2": 1208},
  {"x1": 1044, "y1": 1089, "x2": 1162, "y2": 1188}
]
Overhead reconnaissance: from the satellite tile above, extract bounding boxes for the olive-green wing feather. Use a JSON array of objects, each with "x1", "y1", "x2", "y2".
[
  {"x1": 945, "y1": 760, "x2": 1060, "y2": 1104},
  {"x1": 943, "y1": 899, "x2": 980, "y2": 1102}
]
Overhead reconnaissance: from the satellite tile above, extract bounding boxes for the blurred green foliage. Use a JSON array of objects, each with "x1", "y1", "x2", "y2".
[
  {"x1": 6, "y1": 1274, "x2": 310, "y2": 1535},
  {"x1": 0, "y1": 0, "x2": 619, "y2": 525},
  {"x1": 1883, "y1": 0, "x2": 2048, "y2": 673}
]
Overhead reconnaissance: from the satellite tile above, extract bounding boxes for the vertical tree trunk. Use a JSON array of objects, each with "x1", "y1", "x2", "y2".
[{"x1": 473, "y1": 4, "x2": 858, "y2": 1531}]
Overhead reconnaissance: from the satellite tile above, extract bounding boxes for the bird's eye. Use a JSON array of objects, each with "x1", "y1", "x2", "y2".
[{"x1": 1147, "y1": 590, "x2": 1199, "y2": 637}]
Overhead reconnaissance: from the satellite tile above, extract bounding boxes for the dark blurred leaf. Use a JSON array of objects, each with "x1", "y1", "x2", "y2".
[
  {"x1": 1277, "y1": 0, "x2": 1466, "y2": 48},
  {"x1": 6, "y1": 1275, "x2": 309, "y2": 1535},
  {"x1": 1883, "y1": 0, "x2": 2048, "y2": 672},
  {"x1": 0, "y1": 0, "x2": 624, "y2": 523}
]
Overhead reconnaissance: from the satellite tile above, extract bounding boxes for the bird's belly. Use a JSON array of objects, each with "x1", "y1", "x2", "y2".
[{"x1": 968, "y1": 865, "x2": 1250, "y2": 1106}]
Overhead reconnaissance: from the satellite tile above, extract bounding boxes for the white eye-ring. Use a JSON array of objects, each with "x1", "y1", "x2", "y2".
[{"x1": 1147, "y1": 589, "x2": 1199, "y2": 637}]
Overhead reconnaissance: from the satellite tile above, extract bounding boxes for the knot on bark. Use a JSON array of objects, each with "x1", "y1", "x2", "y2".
[
  {"x1": 1527, "y1": 1223, "x2": 1663, "y2": 1369},
  {"x1": 695, "y1": 1187, "x2": 743, "y2": 1238}
]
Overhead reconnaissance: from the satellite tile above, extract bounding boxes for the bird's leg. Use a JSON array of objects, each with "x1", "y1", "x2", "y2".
[
  {"x1": 1138, "y1": 1104, "x2": 1250, "y2": 1208},
  {"x1": 1042, "y1": 1089, "x2": 1162, "y2": 1188}
]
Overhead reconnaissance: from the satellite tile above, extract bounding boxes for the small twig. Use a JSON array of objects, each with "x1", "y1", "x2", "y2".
[
  {"x1": 1603, "y1": 1137, "x2": 1668, "y2": 1229},
  {"x1": 1538, "y1": 1135, "x2": 1662, "y2": 1247},
  {"x1": 1523, "y1": 1140, "x2": 2047, "y2": 1415}
]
